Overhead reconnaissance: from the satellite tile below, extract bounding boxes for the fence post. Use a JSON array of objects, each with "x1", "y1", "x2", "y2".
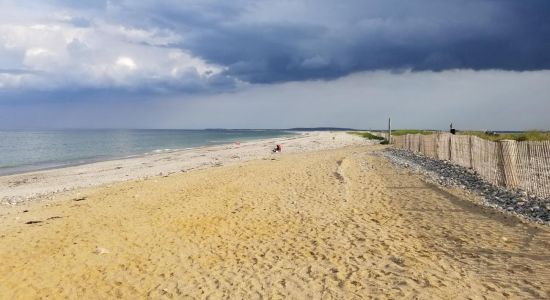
[
  {"x1": 469, "y1": 135, "x2": 473, "y2": 169},
  {"x1": 500, "y1": 140, "x2": 519, "y2": 188},
  {"x1": 388, "y1": 118, "x2": 392, "y2": 144},
  {"x1": 496, "y1": 141, "x2": 508, "y2": 187},
  {"x1": 433, "y1": 133, "x2": 440, "y2": 159},
  {"x1": 448, "y1": 134, "x2": 452, "y2": 161}
]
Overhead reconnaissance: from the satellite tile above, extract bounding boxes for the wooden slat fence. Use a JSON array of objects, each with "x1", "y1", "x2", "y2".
[{"x1": 391, "y1": 133, "x2": 550, "y2": 199}]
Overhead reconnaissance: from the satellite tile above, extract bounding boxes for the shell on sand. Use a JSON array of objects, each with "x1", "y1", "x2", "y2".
[{"x1": 94, "y1": 247, "x2": 110, "y2": 254}]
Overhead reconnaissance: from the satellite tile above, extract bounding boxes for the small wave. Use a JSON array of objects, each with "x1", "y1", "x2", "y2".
[{"x1": 152, "y1": 148, "x2": 173, "y2": 153}]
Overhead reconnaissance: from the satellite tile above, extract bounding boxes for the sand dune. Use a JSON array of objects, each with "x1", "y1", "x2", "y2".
[{"x1": 0, "y1": 145, "x2": 549, "y2": 298}]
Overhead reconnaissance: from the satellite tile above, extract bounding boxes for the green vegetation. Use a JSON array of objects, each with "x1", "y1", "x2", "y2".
[
  {"x1": 350, "y1": 130, "x2": 550, "y2": 142},
  {"x1": 349, "y1": 130, "x2": 434, "y2": 138},
  {"x1": 391, "y1": 130, "x2": 434, "y2": 136},
  {"x1": 459, "y1": 131, "x2": 550, "y2": 142},
  {"x1": 348, "y1": 131, "x2": 385, "y2": 140},
  {"x1": 348, "y1": 131, "x2": 391, "y2": 144}
]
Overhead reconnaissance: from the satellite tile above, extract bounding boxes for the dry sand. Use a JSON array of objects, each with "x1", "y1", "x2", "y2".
[{"x1": 1, "y1": 143, "x2": 549, "y2": 298}]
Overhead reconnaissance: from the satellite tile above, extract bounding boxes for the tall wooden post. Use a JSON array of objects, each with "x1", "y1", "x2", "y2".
[
  {"x1": 448, "y1": 134, "x2": 452, "y2": 161},
  {"x1": 469, "y1": 135, "x2": 474, "y2": 169},
  {"x1": 388, "y1": 117, "x2": 392, "y2": 144}
]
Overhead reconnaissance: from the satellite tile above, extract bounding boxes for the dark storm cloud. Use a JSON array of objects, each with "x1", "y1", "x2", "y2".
[
  {"x1": 109, "y1": 0, "x2": 550, "y2": 83},
  {"x1": 2, "y1": 0, "x2": 550, "y2": 94}
]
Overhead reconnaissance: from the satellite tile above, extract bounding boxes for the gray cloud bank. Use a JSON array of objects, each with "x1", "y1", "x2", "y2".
[{"x1": 2, "y1": 70, "x2": 548, "y2": 130}]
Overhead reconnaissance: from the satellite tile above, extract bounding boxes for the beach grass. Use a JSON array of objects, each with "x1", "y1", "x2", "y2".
[
  {"x1": 391, "y1": 129, "x2": 434, "y2": 136},
  {"x1": 355, "y1": 129, "x2": 550, "y2": 142},
  {"x1": 348, "y1": 131, "x2": 385, "y2": 140},
  {"x1": 459, "y1": 130, "x2": 550, "y2": 141}
]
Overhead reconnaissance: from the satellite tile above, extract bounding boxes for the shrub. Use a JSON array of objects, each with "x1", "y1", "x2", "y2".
[
  {"x1": 391, "y1": 130, "x2": 434, "y2": 136},
  {"x1": 459, "y1": 131, "x2": 550, "y2": 142},
  {"x1": 348, "y1": 131, "x2": 385, "y2": 140}
]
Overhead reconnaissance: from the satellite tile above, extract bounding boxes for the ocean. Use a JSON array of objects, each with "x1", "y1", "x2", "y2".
[{"x1": 0, "y1": 129, "x2": 294, "y2": 176}]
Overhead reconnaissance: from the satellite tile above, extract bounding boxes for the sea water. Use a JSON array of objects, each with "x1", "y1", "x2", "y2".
[{"x1": 0, "y1": 129, "x2": 294, "y2": 175}]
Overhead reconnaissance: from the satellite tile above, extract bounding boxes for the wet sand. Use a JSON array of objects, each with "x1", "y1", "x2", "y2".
[{"x1": 0, "y1": 146, "x2": 549, "y2": 298}]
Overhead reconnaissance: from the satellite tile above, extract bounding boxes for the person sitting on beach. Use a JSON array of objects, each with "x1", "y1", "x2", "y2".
[{"x1": 272, "y1": 144, "x2": 282, "y2": 153}]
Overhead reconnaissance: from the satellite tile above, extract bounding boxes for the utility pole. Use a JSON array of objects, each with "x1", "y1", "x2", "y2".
[{"x1": 388, "y1": 117, "x2": 392, "y2": 144}]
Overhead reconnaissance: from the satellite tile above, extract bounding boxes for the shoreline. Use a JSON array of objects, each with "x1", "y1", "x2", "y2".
[
  {"x1": 0, "y1": 131, "x2": 298, "y2": 177},
  {"x1": 0, "y1": 131, "x2": 371, "y2": 206}
]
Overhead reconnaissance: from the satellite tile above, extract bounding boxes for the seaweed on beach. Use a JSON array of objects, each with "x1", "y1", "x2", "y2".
[{"x1": 25, "y1": 220, "x2": 42, "y2": 224}]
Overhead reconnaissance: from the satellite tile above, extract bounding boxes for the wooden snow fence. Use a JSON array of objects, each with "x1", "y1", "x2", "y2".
[{"x1": 391, "y1": 133, "x2": 550, "y2": 199}]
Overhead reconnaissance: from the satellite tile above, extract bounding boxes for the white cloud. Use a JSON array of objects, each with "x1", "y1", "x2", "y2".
[
  {"x1": 25, "y1": 47, "x2": 53, "y2": 57},
  {"x1": 168, "y1": 50, "x2": 224, "y2": 78},
  {"x1": 0, "y1": 10, "x2": 226, "y2": 91},
  {"x1": 103, "y1": 24, "x2": 182, "y2": 46},
  {"x1": 0, "y1": 73, "x2": 24, "y2": 88},
  {"x1": 115, "y1": 56, "x2": 137, "y2": 70},
  {"x1": 23, "y1": 47, "x2": 57, "y2": 70}
]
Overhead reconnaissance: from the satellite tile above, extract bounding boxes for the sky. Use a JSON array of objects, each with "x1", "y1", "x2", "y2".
[{"x1": 0, "y1": 0, "x2": 549, "y2": 130}]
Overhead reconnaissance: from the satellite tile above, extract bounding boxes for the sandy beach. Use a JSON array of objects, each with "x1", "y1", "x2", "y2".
[
  {"x1": 0, "y1": 131, "x2": 369, "y2": 205},
  {"x1": 0, "y1": 133, "x2": 549, "y2": 298}
]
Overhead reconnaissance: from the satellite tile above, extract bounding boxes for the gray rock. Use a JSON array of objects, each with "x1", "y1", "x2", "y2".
[{"x1": 381, "y1": 148, "x2": 550, "y2": 225}]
